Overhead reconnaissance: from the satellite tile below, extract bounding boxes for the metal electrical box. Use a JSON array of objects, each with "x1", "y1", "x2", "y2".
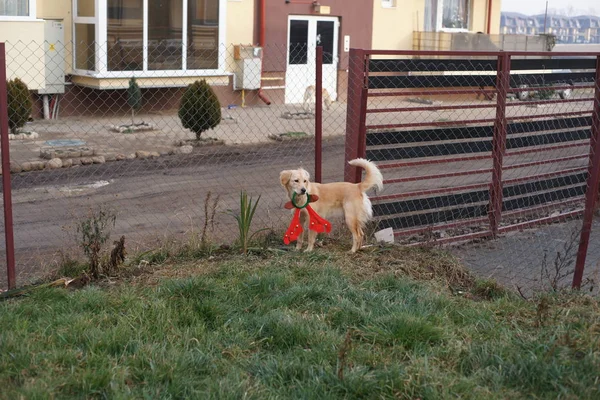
[
  {"x1": 38, "y1": 19, "x2": 65, "y2": 95},
  {"x1": 233, "y1": 45, "x2": 262, "y2": 90}
]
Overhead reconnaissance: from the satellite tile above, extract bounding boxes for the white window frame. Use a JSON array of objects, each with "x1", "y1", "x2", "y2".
[
  {"x1": 72, "y1": 0, "x2": 99, "y2": 73},
  {"x1": 381, "y1": 0, "x2": 396, "y2": 8},
  {"x1": 72, "y1": 0, "x2": 228, "y2": 79},
  {"x1": 0, "y1": 0, "x2": 37, "y2": 21}
]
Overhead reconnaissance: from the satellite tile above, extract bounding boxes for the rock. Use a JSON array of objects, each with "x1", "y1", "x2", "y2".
[
  {"x1": 28, "y1": 161, "x2": 45, "y2": 171},
  {"x1": 46, "y1": 158, "x2": 63, "y2": 169},
  {"x1": 101, "y1": 153, "x2": 117, "y2": 162},
  {"x1": 40, "y1": 149, "x2": 55, "y2": 159},
  {"x1": 116, "y1": 153, "x2": 126, "y2": 161},
  {"x1": 136, "y1": 151, "x2": 151, "y2": 159},
  {"x1": 71, "y1": 158, "x2": 82, "y2": 166},
  {"x1": 66, "y1": 149, "x2": 82, "y2": 158},
  {"x1": 80, "y1": 157, "x2": 94, "y2": 165},
  {"x1": 9, "y1": 161, "x2": 22, "y2": 173},
  {"x1": 150, "y1": 151, "x2": 160, "y2": 158},
  {"x1": 126, "y1": 153, "x2": 136, "y2": 160},
  {"x1": 92, "y1": 156, "x2": 106, "y2": 164},
  {"x1": 179, "y1": 145, "x2": 193, "y2": 154},
  {"x1": 80, "y1": 148, "x2": 95, "y2": 157},
  {"x1": 62, "y1": 159, "x2": 73, "y2": 168}
]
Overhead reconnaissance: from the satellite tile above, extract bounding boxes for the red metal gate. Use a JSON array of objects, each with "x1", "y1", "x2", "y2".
[{"x1": 344, "y1": 49, "x2": 600, "y2": 288}]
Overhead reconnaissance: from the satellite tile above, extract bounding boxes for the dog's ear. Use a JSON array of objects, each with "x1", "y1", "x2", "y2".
[{"x1": 280, "y1": 170, "x2": 292, "y2": 187}]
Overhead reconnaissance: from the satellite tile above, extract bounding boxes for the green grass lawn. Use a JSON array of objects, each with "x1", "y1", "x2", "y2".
[{"x1": 1, "y1": 248, "x2": 599, "y2": 399}]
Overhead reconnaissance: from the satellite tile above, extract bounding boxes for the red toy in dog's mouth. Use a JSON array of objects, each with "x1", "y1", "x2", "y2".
[{"x1": 283, "y1": 193, "x2": 332, "y2": 244}]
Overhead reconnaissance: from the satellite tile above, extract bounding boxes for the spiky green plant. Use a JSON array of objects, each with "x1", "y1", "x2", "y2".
[{"x1": 227, "y1": 191, "x2": 267, "y2": 255}]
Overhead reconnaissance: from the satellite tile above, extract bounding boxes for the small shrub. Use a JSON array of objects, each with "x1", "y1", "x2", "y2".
[
  {"x1": 127, "y1": 77, "x2": 142, "y2": 125},
  {"x1": 537, "y1": 84, "x2": 556, "y2": 100},
  {"x1": 77, "y1": 207, "x2": 117, "y2": 279},
  {"x1": 7, "y1": 78, "x2": 32, "y2": 134},
  {"x1": 201, "y1": 191, "x2": 220, "y2": 248},
  {"x1": 178, "y1": 79, "x2": 221, "y2": 140}
]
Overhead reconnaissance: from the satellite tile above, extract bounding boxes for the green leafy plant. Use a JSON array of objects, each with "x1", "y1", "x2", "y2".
[
  {"x1": 537, "y1": 84, "x2": 556, "y2": 100},
  {"x1": 6, "y1": 78, "x2": 32, "y2": 134},
  {"x1": 127, "y1": 77, "x2": 142, "y2": 126},
  {"x1": 77, "y1": 207, "x2": 117, "y2": 279},
  {"x1": 178, "y1": 79, "x2": 222, "y2": 140},
  {"x1": 227, "y1": 191, "x2": 267, "y2": 255}
]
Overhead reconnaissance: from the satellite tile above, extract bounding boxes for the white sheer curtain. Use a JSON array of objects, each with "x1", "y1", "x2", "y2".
[
  {"x1": 0, "y1": 0, "x2": 29, "y2": 16},
  {"x1": 442, "y1": 0, "x2": 469, "y2": 29}
]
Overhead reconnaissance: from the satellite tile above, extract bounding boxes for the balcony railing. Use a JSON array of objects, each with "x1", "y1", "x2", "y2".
[{"x1": 413, "y1": 32, "x2": 552, "y2": 53}]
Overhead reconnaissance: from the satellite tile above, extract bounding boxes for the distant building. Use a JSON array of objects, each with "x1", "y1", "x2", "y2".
[
  {"x1": 501, "y1": 12, "x2": 600, "y2": 44},
  {"x1": 501, "y1": 12, "x2": 539, "y2": 35},
  {"x1": 574, "y1": 15, "x2": 600, "y2": 43}
]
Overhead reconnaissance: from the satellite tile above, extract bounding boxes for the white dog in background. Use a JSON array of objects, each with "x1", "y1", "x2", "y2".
[{"x1": 302, "y1": 85, "x2": 333, "y2": 113}]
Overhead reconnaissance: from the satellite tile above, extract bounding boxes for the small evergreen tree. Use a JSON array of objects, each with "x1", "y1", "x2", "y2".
[
  {"x1": 7, "y1": 78, "x2": 32, "y2": 134},
  {"x1": 178, "y1": 80, "x2": 221, "y2": 140},
  {"x1": 127, "y1": 77, "x2": 142, "y2": 126}
]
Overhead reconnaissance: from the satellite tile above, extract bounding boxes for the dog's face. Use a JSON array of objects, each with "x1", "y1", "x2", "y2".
[{"x1": 280, "y1": 168, "x2": 310, "y2": 195}]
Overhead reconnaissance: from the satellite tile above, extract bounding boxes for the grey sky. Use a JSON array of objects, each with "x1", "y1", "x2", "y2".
[{"x1": 501, "y1": 0, "x2": 599, "y2": 16}]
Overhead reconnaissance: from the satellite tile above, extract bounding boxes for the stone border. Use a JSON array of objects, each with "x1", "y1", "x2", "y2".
[
  {"x1": 280, "y1": 111, "x2": 313, "y2": 120},
  {"x1": 268, "y1": 132, "x2": 311, "y2": 142},
  {"x1": 109, "y1": 122, "x2": 156, "y2": 133},
  {"x1": 8, "y1": 131, "x2": 39, "y2": 140},
  {"x1": 40, "y1": 146, "x2": 96, "y2": 160},
  {"x1": 174, "y1": 137, "x2": 225, "y2": 147},
  {"x1": 2, "y1": 146, "x2": 192, "y2": 175}
]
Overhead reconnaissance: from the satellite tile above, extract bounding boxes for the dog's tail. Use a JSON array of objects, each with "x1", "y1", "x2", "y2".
[{"x1": 348, "y1": 158, "x2": 383, "y2": 193}]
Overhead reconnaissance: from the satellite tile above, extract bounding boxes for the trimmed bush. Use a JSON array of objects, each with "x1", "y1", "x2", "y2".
[
  {"x1": 178, "y1": 79, "x2": 221, "y2": 140},
  {"x1": 7, "y1": 78, "x2": 32, "y2": 134}
]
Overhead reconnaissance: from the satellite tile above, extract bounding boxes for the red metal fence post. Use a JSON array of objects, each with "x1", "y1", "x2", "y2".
[
  {"x1": 573, "y1": 55, "x2": 600, "y2": 289},
  {"x1": 344, "y1": 48, "x2": 366, "y2": 183},
  {"x1": 315, "y1": 46, "x2": 323, "y2": 183},
  {"x1": 489, "y1": 53, "x2": 511, "y2": 237},
  {"x1": 0, "y1": 42, "x2": 16, "y2": 289}
]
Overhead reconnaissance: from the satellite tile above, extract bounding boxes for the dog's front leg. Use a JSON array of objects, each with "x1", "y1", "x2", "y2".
[
  {"x1": 306, "y1": 230, "x2": 317, "y2": 252},
  {"x1": 295, "y1": 211, "x2": 307, "y2": 251}
]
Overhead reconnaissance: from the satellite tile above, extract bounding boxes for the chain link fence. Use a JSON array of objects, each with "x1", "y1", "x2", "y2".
[
  {"x1": 1, "y1": 41, "x2": 350, "y2": 286},
  {"x1": 2, "y1": 40, "x2": 600, "y2": 297}
]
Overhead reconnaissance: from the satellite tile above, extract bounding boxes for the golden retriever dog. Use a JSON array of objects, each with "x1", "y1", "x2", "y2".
[
  {"x1": 303, "y1": 85, "x2": 332, "y2": 113},
  {"x1": 280, "y1": 158, "x2": 383, "y2": 252}
]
